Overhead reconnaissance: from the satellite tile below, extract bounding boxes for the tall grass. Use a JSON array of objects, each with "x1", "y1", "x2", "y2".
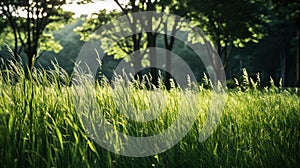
[{"x1": 0, "y1": 64, "x2": 299, "y2": 167}]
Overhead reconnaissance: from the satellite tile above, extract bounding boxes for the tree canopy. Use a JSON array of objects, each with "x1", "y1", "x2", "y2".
[{"x1": 0, "y1": 0, "x2": 74, "y2": 69}]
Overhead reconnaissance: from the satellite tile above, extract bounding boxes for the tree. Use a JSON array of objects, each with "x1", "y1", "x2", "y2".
[
  {"x1": 184, "y1": 0, "x2": 269, "y2": 72},
  {"x1": 0, "y1": 0, "x2": 74, "y2": 69},
  {"x1": 271, "y1": 0, "x2": 300, "y2": 86},
  {"x1": 75, "y1": 9, "x2": 146, "y2": 71},
  {"x1": 77, "y1": 0, "x2": 229, "y2": 86},
  {"x1": 113, "y1": 0, "x2": 164, "y2": 86},
  {"x1": 159, "y1": 0, "x2": 188, "y2": 88},
  {"x1": 113, "y1": 0, "x2": 270, "y2": 83},
  {"x1": 77, "y1": 1, "x2": 163, "y2": 86},
  {"x1": 78, "y1": 0, "x2": 185, "y2": 87}
]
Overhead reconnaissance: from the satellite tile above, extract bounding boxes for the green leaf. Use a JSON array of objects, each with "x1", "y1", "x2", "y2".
[
  {"x1": 55, "y1": 127, "x2": 64, "y2": 150},
  {"x1": 87, "y1": 140, "x2": 97, "y2": 153}
]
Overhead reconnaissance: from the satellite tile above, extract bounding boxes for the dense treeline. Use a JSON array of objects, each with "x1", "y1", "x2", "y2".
[{"x1": 0, "y1": 0, "x2": 299, "y2": 87}]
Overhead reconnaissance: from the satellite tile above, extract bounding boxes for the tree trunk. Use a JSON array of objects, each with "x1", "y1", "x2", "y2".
[
  {"x1": 27, "y1": 0, "x2": 33, "y2": 70},
  {"x1": 149, "y1": 36, "x2": 157, "y2": 87},
  {"x1": 132, "y1": 50, "x2": 142, "y2": 73},
  {"x1": 296, "y1": 27, "x2": 300, "y2": 87},
  {"x1": 164, "y1": 35, "x2": 175, "y2": 89},
  {"x1": 147, "y1": 32, "x2": 158, "y2": 87},
  {"x1": 279, "y1": 46, "x2": 286, "y2": 86},
  {"x1": 12, "y1": 28, "x2": 18, "y2": 60}
]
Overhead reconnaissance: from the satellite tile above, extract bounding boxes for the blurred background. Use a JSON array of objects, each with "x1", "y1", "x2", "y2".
[{"x1": 0, "y1": 0, "x2": 299, "y2": 87}]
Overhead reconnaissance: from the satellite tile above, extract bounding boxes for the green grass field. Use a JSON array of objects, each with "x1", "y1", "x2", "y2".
[{"x1": 0, "y1": 66, "x2": 299, "y2": 167}]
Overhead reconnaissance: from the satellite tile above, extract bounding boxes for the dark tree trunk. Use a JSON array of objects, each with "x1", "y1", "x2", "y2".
[
  {"x1": 279, "y1": 46, "x2": 286, "y2": 86},
  {"x1": 115, "y1": 0, "x2": 143, "y2": 75},
  {"x1": 145, "y1": 1, "x2": 159, "y2": 87},
  {"x1": 296, "y1": 27, "x2": 300, "y2": 87},
  {"x1": 132, "y1": 48, "x2": 142, "y2": 73},
  {"x1": 148, "y1": 32, "x2": 158, "y2": 87},
  {"x1": 164, "y1": 35, "x2": 175, "y2": 89},
  {"x1": 144, "y1": 9, "x2": 158, "y2": 88},
  {"x1": 13, "y1": 28, "x2": 18, "y2": 60},
  {"x1": 165, "y1": 48, "x2": 172, "y2": 89},
  {"x1": 27, "y1": 0, "x2": 33, "y2": 70}
]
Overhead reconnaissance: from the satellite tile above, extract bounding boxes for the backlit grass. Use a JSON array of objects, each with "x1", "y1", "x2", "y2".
[{"x1": 0, "y1": 65, "x2": 299, "y2": 167}]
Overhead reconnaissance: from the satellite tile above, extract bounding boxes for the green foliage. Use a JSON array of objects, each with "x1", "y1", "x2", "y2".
[
  {"x1": 38, "y1": 33, "x2": 63, "y2": 54},
  {"x1": 75, "y1": 9, "x2": 120, "y2": 41},
  {"x1": 0, "y1": 0, "x2": 75, "y2": 68},
  {"x1": 0, "y1": 64, "x2": 299, "y2": 167},
  {"x1": 186, "y1": 0, "x2": 269, "y2": 47}
]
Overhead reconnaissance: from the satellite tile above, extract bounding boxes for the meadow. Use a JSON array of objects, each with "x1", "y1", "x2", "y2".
[{"x1": 0, "y1": 65, "x2": 299, "y2": 167}]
